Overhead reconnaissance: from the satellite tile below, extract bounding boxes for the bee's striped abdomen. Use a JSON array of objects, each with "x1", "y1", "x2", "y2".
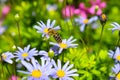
[{"x1": 48, "y1": 28, "x2": 62, "y2": 43}]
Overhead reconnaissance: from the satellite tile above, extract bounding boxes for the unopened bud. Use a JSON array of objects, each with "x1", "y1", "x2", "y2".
[
  {"x1": 99, "y1": 13, "x2": 107, "y2": 26},
  {"x1": 48, "y1": 49, "x2": 54, "y2": 59},
  {"x1": 15, "y1": 14, "x2": 20, "y2": 21},
  {"x1": 12, "y1": 45, "x2": 16, "y2": 50},
  {"x1": 95, "y1": 5, "x2": 99, "y2": 13}
]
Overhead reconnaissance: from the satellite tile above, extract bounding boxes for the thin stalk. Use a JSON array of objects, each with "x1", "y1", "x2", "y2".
[
  {"x1": 79, "y1": 36, "x2": 88, "y2": 52},
  {"x1": 112, "y1": 32, "x2": 120, "y2": 58},
  {"x1": 16, "y1": 21, "x2": 22, "y2": 47},
  {"x1": 5, "y1": 64, "x2": 11, "y2": 75},
  {"x1": 14, "y1": 61, "x2": 17, "y2": 76},
  {"x1": 62, "y1": 52, "x2": 64, "y2": 63},
  {"x1": 116, "y1": 31, "x2": 120, "y2": 46},
  {"x1": 99, "y1": 24, "x2": 104, "y2": 50},
  {"x1": 1, "y1": 60, "x2": 4, "y2": 78},
  {"x1": 64, "y1": 0, "x2": 71, "y2": 35},
  {"x1": 99, "y1": 24, "x2": 104, "y2": 44}
]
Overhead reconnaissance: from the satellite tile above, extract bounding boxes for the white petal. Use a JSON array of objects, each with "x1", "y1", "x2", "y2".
[
  {"x1": 66, "y1": 69, "x2": 77, "y2": 74},
  {"x1": 5, "y1": 59, "x2": 13, "y2": 64},
  {"x1": 58, "y1": 59, "x2": 61, "y2": 69},
  {"x1": 17, "y1": 70, "x2": 30, "y2": 74},
  {"x1": 50, "y1": 42, "x2": 59, "y2": 46},
  {"x1": 25, "y1": 45, "x2": 30, "y2": 52},
  {"x1": 67, "y1": 36, "x2": 73, "y2": 42},
  {"x1": 47, "y1": 19, "x2": 51, "y2": 28},
  {"x1": 17, "y1": 47, "x2": 24, "y2": 53},
  {"x1": 80, "y1": 24, "x2": 85, "y2": 32},
  {"x1": 52, "y1": 59, "x2": 58, "y2": 69},
  {"x1": 66, "y1": 73, "x2": 79, "y2": 77},
  {"x1": 50, "y1": 20, "x2": 56, "y2": 28},
  {"x1": 53, "y1": 26, "x2": 60, "y2": 30},
  {"x1": 33, "y1": 25, "x2": 43, "y2": 32},
  {"x1": 65, "y1": 64, "x2": 74, "y2": 71},
  {"x1": 21, "y1": 60, "x2": 33, "y2": 72},
  {"x1": 62, "y1": 61, "x2": 69, "y2": 70},
  {"x1": 58, "y1": 48, "x2": 63, "y2": 53}
]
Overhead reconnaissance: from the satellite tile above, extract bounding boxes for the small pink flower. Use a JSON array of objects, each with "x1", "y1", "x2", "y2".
[
  {"x1": 77, "y1": 2, "x2": 89, "y2": 18},
  {"x1": 2, "y1": 5, "x2": 10, "y2": 16},
  {"x1": 9, "y1": 75, "x2": 19, "y2": 80},
  {"x1": 62, "y1": 5, "x2": 75, "y2": 18},
  {"x1": 90, "y1": 0, "x2": 106, "y2": 8},
  {"x1": 88, "y1": 0, "x2": 106, "y2": 15}
]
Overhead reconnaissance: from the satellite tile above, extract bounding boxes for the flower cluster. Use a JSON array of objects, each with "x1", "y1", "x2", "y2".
[
  {"x1": 107, "y1": 22, "x2": 120, "y2": 80},
  {"x1": 1, "y1": 44, "x2": 78, "y2": 80},
  {"x1": 34, "y1": 19, "x2": 78, "y2": 54},
  {"x1": 108, "y1": 47, "x2": 120, "y2": 80},
  {"x1": 62, "y1": 0, "x2": 106, "y2": 18},
  {"x1": 17, "y1": 58, "x2": 78, "y2": 80},
  {"x1": 75, "y1": 16, "x2": 98, "y2": 32},
  {"x1": 1, "y1": 19, "x2": 78, "y2": 80}
]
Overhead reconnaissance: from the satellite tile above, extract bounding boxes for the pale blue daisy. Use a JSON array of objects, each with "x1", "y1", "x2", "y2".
[
  {"x1": 18, "y1": 58, "x2": 53, "y2": 80},
  {"x1": 51, "y1": 59, "x2": 78, "y2": 80},
  {"x1": 1, "y1": 52, "x2": 14, "y2": 64},
  {"x1": 50, "y1": 36, "x2": 78, "y2": 53},
  {"x1": 47, "y1": 4, "x2": 57, "y2": 12},
  {"x1": 14, "y1": 45, "x2": 38, "y2": 62},
  {"x1": 75, "y1": 16, "x2": 98, "y2": 32},
  {"x1": 34, "y1": 19, "x2": 60, "y2": 38},
  {"x1": 0, "y1": 26, "x2": 6, "y2": 35},
  {"x1": 110, "y1": 22, "x2": 120, "y2": 33},
  {"x1": 108, "y1": 50, "x2": 114, "y2": 58},
  {"x1": 108, "y1": 47, "x2": 120, "y2": 62},
  {"x1": 112, "y1": 63, "x2": 120, "y2": 80}
]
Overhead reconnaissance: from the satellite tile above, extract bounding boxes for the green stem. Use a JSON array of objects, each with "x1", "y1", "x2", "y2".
[
  {"x1": 112, "y1": 32, "x2": 120, "y2": 58},
  {"x1": 99, "y1": 24, "x2": 104, "y2": 50},
  {"x1": 99, "y1": 24, "x2": 104, "y2": 44},
  {"x1": 79, "y1": 36, "x2": 88, "y2": 52},
  {"x1": 13, "y1": 59, "x2": 17, "y2": 76},
  {"x1": 2, "y1": 60, "x2": 4, "y2": 78},
  {"x1": 116, "y1": 31, "x2": 120, "y2": 47},
  {"x1": 16, "y1": 21, "x2": 22, "y2": 47},
  {"x1": 62, "y1": 52, "x2": 64, "y2": 63},
  {"x1": 5, "y1": 64, "x2": 11, "y2": 75}
]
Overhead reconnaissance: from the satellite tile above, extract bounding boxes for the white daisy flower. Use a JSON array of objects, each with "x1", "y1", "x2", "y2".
[
  {"x1": 14, "y1": 45, "x2": 38, "y2": 62},
  {"x1": 112, "y1": 63, "x2": 120, "y2": 80},
  {"x1": 1, "y1": 52, "x2": 14, "y2": 64},
  {"x1": 51, "y1": 59, "x2": 78, "y2": 80},
  {"x1": 108, "y1": 47, "x2": 120, "y2": 62},
  {"x1": 34, "y1": 19, "x2": 60, "y2": 38},
  {"x1": 110, "y1": 22, "x2": 120, "y2": 33},
  {"x1": 17, "y1": 58, "x2": 53, "y2": 80},
  {"x1": 75, "y1": 16, "x2": 98, "y2": 32},
  {"x1": 50, "y1": 36, "x2": 78, "y2": 53}
]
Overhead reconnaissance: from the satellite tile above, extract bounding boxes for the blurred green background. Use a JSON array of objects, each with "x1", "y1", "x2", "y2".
[{"x1": 0, "y1": 0, "x2": 120, "y2": 79}]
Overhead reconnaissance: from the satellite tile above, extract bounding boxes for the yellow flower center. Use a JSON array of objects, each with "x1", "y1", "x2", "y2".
[
  {"x1": 101, "y1": 14, "x2": 106, "y2": 21},
  {"x1": 56, "y1": 70, "x2": 65, "y2": 78},
  {"x1": 116, "y1": 72, "x2": 120, "y2": 79},
  {"x1": 83, "y1": 19, "x2": 89, "y2": 24},
  {"x1": 116, "y1": 55, "x2": 120, "y2": 61},
  {"x1": 2, "y1": 54, "x2": 7, "y2": 59},
  {"x1": 59, "y1": 43, "x2": 67, "y2": 48},
  {"x1": 21, "y1": 53, "x2": 28, "y2": 58},
  {"x1": 31, "y1": 70, "x2": 42, "y2": 78},
  {"x1": 44, "y1": 28, "x2": 49, "y2": 33}
]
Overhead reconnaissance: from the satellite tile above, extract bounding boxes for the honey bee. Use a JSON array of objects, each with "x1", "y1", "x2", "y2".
[{"x1": 48, "y1": 28, "x2": 62, "y2": 43}]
